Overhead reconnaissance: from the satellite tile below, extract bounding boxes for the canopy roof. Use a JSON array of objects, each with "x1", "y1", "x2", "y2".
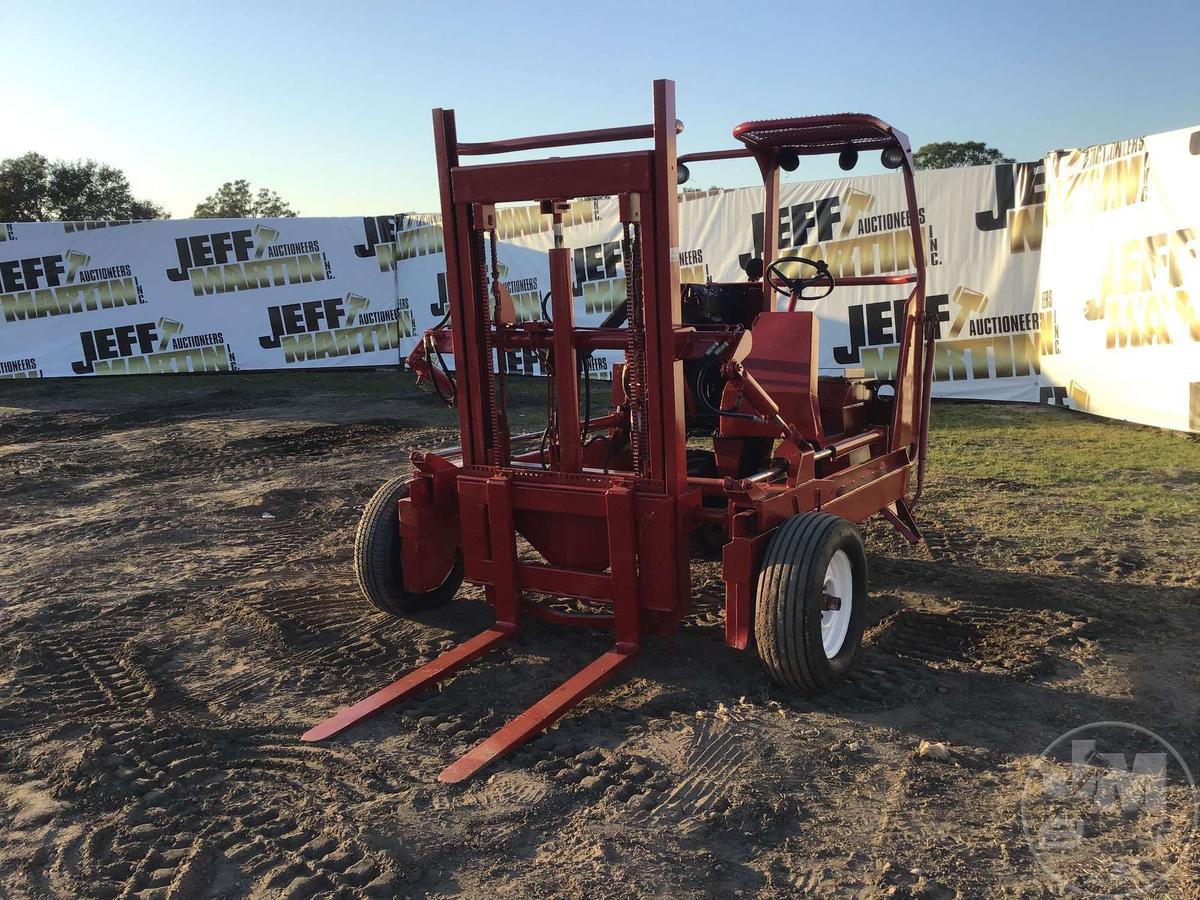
[{"x1": 733, "y1": 114, "x2": 903, "y2": 155}]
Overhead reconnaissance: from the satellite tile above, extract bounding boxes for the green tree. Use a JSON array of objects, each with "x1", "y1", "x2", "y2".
[
  {"x1": 0, "y1": 152, "x2": 168, "y2": 221},
  {"x1": 193, "y1": 179, "x2": 297, "y2": 218},
  {"x1": 913, "y1": 141, "x2": 1014, "y2": 170}
]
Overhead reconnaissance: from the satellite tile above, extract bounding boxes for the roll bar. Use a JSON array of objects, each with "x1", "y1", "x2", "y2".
[
  {"x1": 458, "y1": 120, "x2": 684, "y2": 157},
  {"x1": 677, "y1": 148, "x2": 752, "y2": 165}
]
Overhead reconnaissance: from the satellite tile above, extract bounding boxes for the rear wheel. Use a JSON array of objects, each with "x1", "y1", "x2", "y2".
[
  {"x1": 754, "y1": 513, "x2": 867, "y2": 694},
  {"x1": 355, "y1": 477, "x2": 463, "y2": 616}
]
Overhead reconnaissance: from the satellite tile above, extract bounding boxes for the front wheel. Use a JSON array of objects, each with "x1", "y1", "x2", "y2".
[
  {"x1": 754, "y1": 513, "x2": 867, "y2": 694},
  {"x1": 354, "y1": 477, "x2": 463, "y2": 616}
]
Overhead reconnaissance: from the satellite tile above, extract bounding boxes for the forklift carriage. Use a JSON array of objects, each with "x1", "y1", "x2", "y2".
[{"x1": 305, "y1": 79, "x2": 935, "y2": 783}]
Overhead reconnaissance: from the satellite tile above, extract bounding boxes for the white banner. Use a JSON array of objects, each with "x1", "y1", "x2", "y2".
[
  {"x1": 2, "y1": 122, "x2": 1196, "y2": 433},
  {"x1": 1036, "y1": 126, "x2": 1200, "y2": 432},
  {"x1": 0, "y1": 216, "x2": 425, "y2": 377},
  {"x1": 386, "y1": 166, "x2": 1047, "y2": 405},
  {"x1": 670, "y1": 167, "x2": 1044, "y2": 402}
]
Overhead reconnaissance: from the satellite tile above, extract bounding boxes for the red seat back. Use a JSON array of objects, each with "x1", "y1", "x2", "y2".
[{"x1": 720, "y1": 311, "x2": 823, "y2": 442}]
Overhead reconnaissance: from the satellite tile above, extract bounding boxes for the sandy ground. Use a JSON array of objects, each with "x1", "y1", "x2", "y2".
[{"x1": 1, "y1": 371, "x2": 1197, "y2": 899}]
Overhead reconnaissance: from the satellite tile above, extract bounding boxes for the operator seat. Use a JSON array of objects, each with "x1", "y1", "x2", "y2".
[{"x1": 719, "y1": 311, "x2": 824, "y2": 443}]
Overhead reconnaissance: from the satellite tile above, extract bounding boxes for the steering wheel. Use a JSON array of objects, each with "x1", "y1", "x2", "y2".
[{"x1": 765, "y1": 256, "x2": 835, "y2": 307}]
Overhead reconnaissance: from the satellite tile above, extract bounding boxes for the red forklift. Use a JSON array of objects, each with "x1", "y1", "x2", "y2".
[{"x1": 305, "y1": 79, "x2": 934, "y2": 783}]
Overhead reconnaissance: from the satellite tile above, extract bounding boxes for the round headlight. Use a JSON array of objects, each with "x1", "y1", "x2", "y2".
[{"x1": 881, "y1": 146, "x2": 906, "y2": 169}]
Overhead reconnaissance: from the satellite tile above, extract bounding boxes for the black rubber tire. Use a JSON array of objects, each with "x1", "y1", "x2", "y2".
[
  {"x1": 754, "y1": 512, "x2": 867, "y2": 694},
  {"x1": 355, "y1": 477, "x2": 463, "y2": 616}
]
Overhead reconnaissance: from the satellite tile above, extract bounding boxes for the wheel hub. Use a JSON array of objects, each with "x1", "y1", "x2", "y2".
[{"x1": 820, "y1": 549, "x2": 853, "y2": 658}]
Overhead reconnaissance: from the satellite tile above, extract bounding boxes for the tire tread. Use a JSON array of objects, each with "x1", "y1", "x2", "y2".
[
  {"x1": 755, "y1": 512, "x2": 865, "y2": 694},
  {"x1": 354, "y1": 477, "x2": 462, "y2": 616}
]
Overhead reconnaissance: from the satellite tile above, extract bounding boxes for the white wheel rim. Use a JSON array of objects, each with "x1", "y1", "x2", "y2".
[{"x1": 821, "y1": 549, "x2": 854, "y2": 658}]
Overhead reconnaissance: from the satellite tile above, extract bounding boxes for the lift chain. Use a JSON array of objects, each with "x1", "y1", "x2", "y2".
[
  {"x1": 487, "y1": 228, "x2": 510, "y2": 463},
  {"x1": 539, "y1": 348, "x2": 558, "y2": 468},
  {"x1": 622, "y1": 220, "x2": 648, "y2": 479},
  {"x1": 475, "y1": 228, "x2": 504, "y2": 466}
]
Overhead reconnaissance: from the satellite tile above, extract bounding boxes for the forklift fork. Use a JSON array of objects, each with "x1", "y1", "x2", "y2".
[
  {"x1": 438, "y1": 643, "x2": 636, "y2": 783},
  {"x1": 302, "y1": 629, "x2": 637, "y2": 782},
  {"x1": 300, "y1": 626, "x2": 514, "y2": 744},
  {"x1": 304, "y1": 477, "x2": 643, "y2": 783}
]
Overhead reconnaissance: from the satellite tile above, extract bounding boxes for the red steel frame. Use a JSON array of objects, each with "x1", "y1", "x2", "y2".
[{"x1": 304, "y1": 80, "x2": 933, "y2": 782}]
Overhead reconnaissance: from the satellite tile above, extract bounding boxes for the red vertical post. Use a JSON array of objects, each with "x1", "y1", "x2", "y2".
[
  {"x1": 763, "y1": 160, "x2": 782, "y2": 270},
  {"x1": 647, "y1": 78, "x2": 686, "y2": 498},
  {"x1": 890, "y1": 158, "x2": 928, "y2": 453},
  {"x1": 486, "y1": 474, "x2": 520, "y2": 627},
  {"x1": 605, "y1": 486, "x2": 640, "y2": 647},
  {"x1": 432, "y1": 109, "x2": 478, "y2": 463},
  {"x1": 432, "y1": 109, "x2": 492, "y2": 465},
  {"x1": 758, "y1": 156, "x2": 781, "y2": 312},
  {"x1": 645, "y1": 79, "x2": 690, "y2": 623},
  {"x1": 548, "y1": 246, "x2": 582, "y2": 472}
]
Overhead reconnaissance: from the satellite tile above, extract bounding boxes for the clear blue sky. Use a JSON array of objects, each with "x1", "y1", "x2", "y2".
[{"x1": 4, "y1": 0, "x2": 1196, "y2": 218}]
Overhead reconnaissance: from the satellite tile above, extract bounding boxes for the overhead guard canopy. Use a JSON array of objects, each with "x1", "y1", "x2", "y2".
[{"x1": 733, "y1": 113, "x2": 905, "y2": 155}]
